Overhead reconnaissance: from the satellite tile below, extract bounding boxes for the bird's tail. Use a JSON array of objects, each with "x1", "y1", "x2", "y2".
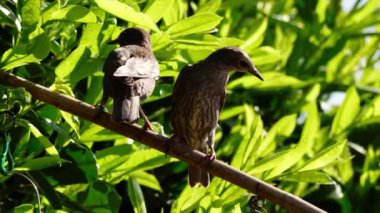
[
  {"x1": 188, "y1": 165, "x2": 209, "y2": 187},
  {"x1": 112, "y1": 96, "x2": 140, "y2": 123}
]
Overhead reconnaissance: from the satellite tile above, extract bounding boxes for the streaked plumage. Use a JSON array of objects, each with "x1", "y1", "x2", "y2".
[
  {"x1": 99, "y1": 28, "x2": 159, "y2": 129},
  {"x1": 171, "y1": 47, "x2": 263, "y2": 187}
]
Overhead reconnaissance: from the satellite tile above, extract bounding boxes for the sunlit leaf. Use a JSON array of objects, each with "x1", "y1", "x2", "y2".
[
  {"x1": 144, "y1": 0, "x2": 175, "y2": 22},
  {"x1": 18, "y1": 119, "x2": 59, "y2": 156},
  {"x1": 299, "y1": 140, "x2": 346, "y2": 172},
  {"x1": 128, "y1": 176, "x2": 147, "y2": 213},
  {"x1": 196, "y1": 0, "x2": 221, "y2": 14},
  {"x1": 167, "y1": 13, "x2": 223, "y2": 37},
  {"x1": 55, "y1": 45, "x2": 89, "y2": 80},
  {"x1": 279, "y1": 171, "x2": 334, "y2": 184},
  {"x1": 47, "y1": 5, "x2": 97, "y2": 23},
  {"x1": 330, "y1": 86, "x2": 360, "y2": 138},
  {"x1": 228, "y1": 72, "x2": 309, "y2": 91},
  {"x1": 16, "y1": 156, "x2": 69, "y2": 171},
  {"x1": 130, "y1": 170, "x2": 162, "y2": 192},
  {"x1": 257, "y1": 114, "x2": 297, "y2": 156},
  {"x1": 93, "y1": 0, "x2": 160, "y2": 32}
]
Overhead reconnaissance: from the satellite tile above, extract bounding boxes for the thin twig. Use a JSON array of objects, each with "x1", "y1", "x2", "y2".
[{"x1": 0, "y1": 71, "x2": 326, "y2": 213}]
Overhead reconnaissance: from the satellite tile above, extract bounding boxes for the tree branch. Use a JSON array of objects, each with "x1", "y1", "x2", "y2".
[{"x1": 0, "y1": 71, "x2": 326, "y2": 213}]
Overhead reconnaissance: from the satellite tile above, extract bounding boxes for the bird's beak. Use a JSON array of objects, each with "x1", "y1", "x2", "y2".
[{"x1": 249, "y1": 65, "x2": 264, "y2": 81}]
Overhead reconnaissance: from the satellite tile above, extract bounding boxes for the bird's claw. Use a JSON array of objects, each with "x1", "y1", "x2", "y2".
[
  {"x1": 95, "y1": 104, "x2": 108, "y2": 113},
  {"x1": 206, "y1": 152, "x2": 216, "y2": 162},
  {"x1": 199, "y1": 151, "x2": 216, "y2": 168},
  {"x1": 142, "y1": 121, "x2": 155, "y2": 132}
]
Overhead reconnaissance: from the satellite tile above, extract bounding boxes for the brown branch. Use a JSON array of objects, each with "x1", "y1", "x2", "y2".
[{"x1": 0, "y1": 71, "x2": 326, "y2": 213}]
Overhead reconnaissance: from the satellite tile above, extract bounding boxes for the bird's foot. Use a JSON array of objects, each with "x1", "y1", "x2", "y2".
[
  {"x1": 142, "y1": 121, "x2": 155, "y2": 132},
  {"x1": 95, "y1": 104, "x2": 108, "y2": 113},
  {"x1": 205, "y1": 152, "x2": 216, "y2": 162},
  {"x1": 199, "y1": 151, "x2": 216, "y2": 169},
  {"x1": 94, "y1": 104, "x2": 108, "y2": 118},
  {"x1": 139, "y1": 106, "x2": 155, "y2": 132}
]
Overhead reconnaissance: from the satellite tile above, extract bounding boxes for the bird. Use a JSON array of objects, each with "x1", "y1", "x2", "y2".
[
  {"x1": 170, "y1": 47, "x2": 263, "y2": 187},
  {"x1": 98, "y1": 27, "x2": 159, "y2": 130}
]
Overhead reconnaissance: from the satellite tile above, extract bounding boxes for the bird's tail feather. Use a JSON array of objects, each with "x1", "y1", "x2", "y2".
[
  {"x1": 188, "y1": 165, "x2": 209, "y2": 187},
  {"x1": 112, "y1": 96, "x2": 140, "y2": 123}
]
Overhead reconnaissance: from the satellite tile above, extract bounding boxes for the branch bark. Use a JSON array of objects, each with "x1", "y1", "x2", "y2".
[{"x1": 0, "y1": 71, "x2": 326, "y2": 213}]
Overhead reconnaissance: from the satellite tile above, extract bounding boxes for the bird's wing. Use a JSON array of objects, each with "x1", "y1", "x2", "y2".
[
  {"x1": 113, "y1": 47, "x2": 159, "y2": 79},
  {"x1": 172, "y1": 65, "x2": 192, "y2": 98}
]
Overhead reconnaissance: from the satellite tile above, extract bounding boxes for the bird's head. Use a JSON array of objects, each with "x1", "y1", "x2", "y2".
[
  {"x1": 109, "y1": 27, "x2": 151, "y2": 49},
  {"x1": 206, "y1": 47, "x2": 263, "y2": 81}
]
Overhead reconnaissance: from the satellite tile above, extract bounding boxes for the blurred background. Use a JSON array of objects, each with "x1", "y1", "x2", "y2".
[{"x1": 0, "y1": 0, "x2": 379, "y2": 212}]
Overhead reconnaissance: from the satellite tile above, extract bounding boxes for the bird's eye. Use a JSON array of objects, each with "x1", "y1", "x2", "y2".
[{"x1": 240, "y1": 61, "x2": 249, "y2": 67}]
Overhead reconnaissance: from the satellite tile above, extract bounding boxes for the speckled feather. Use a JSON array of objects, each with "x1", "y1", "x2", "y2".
[{"x1": 171, "y1": 47, "x2": 263, "y2": 187}]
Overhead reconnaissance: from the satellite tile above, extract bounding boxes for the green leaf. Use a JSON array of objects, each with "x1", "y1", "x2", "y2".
[
  {"x1": 299, "y1": 140, "x2": 347, "y2": 172},
  {"x1": 55, "y1": 45, "x2": 89, "y2": 80},
  {"x1": 18, "y1": 119, "x2": 59, "y2": 156},
  {"x1": 13, "y1": 204, "x2": 34, "y2": 213},
  {"x1": 95, "y1": 144, "x2": 134, "y2": 175},
  {"x1": 241, "y1": 18, "x2": 268, "y2": 50},
  {"x1": 128, "y1": 176, "x2": 147, "y2": 213},
  {"x1": 16, "y1": 156, "x2": 69, "y2": 171},
  {"x1": 0, "y1": 26, "x2": 50, "y2": 70},
  {"x1": 250, "y1": 46, "x2": 282, "y2": 66},
  {"x1": 338, "y1": 38, "x2": 379, "y2": 82},
  {"x1": 330, "y1": 86, "x2": 360, "y2": 138},
  {"x1": 43, "y1": 143, "x2": 98, "y2": 184},
  {"x1": 81, "y1": 123, "x2": 125, "y2": 142},
  {"x1": 78, "y1": 180, "x2": 121, "y2": 212},
  {"x1": 248, "y1": 149, "x2": 291, "y2": 175},
  {"x1": 93, "y1": 0, "x2": 160, "y2": 32},
  {"x1": 220, "y1": 185, "x2": 248, "y2": 209},
  {"x1": 167, "y1": 13, "x2": 223, "y2": 37},
  {"x1": 279, "y1": 171, "x2": 334, "y2": 184},
  {"x1": 315, "y1": 0, "x2": 328, "y2": 23},
  {"x1": 219, "y1": 106, "x2": 245, "y2": 121},
  {"x1": 79, "y1": 22, "x2": 104, "y2": 57},
  {"x1": 130, "y1": 171, "x2": 162, "y2": 192},
  {"x1": 121, "y1": 149, "x2": 176, "y2": 173},
  {"x1": 257, "y1": 114, "x2": 297, "y2": 156},
  {"x1": 47, "y1": 5, "x2": 97, "y2": 23},
  {"x1": 196, "y1": 0, "x2": 221, "y2": 14},
  {"x1": 346, "y1": 0, "x2": 380, "y2": 25},
  {"x1": 29, "y1": 171, "x2": 62, "y2": 209},
  {"x1": 144, "y1": 0, "x2": 175, "y2": 22},
  {"x1": 265, "y1": 102, "x2": 319, "y2": 179},
  {"x1": 171, "y1": 185, "x2": 208, "y2": 213},
  {"x1": 228, "y1": 72, "x2": 308, "y2": 91},
  {"x1": 21, "y1": 0, "x2": 40, "y2": 29}
]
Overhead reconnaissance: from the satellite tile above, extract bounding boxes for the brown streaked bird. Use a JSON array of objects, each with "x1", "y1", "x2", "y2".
[
  {"x1": 171, "y1": 47, "x2": 263, "y2": 187},
  {"x1": 98, "y1": 28, "x2": 159, "y2": 130}
]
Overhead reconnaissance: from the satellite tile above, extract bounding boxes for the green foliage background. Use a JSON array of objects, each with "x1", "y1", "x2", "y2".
[{"x1": 0, "y1": 0, "x2": 379, "y2": 212}]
